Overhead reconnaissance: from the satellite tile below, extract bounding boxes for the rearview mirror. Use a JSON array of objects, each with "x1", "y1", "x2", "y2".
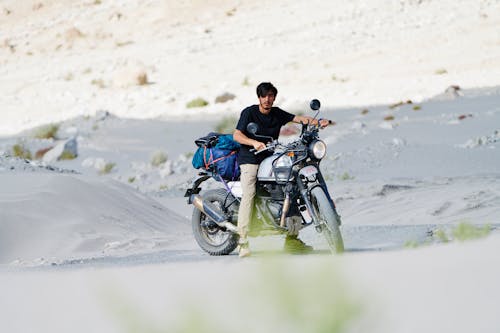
[
  {"x1": 310, "y1": 99, "x2": 321, "y2": 111},
  {"x1": 247, "y1": 122, "x2": 259, "y2": 135}
]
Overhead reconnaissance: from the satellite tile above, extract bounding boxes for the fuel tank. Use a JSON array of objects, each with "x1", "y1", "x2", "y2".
[{"x1": 257, "y1": 154, "x2": 293, "y2": 182}]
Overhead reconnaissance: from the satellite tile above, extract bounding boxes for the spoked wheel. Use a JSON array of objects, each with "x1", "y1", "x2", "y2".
[
  {"x1": 191, "y1": 189, "x2": 239, "y2": 255},
  {"x1": 310, "y1": 186, "x2": 344, "y2": 253}
]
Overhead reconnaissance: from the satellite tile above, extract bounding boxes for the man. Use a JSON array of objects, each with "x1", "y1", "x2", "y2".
[{"x1": 233, "y1": 82, "x2": 331, "y2": 258}]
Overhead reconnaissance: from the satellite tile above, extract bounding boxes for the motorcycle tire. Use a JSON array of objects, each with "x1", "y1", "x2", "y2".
[
  {"x1": 191, "y1": 189, "x2": 239, "y2": 255},
  {"x1": 310, "y1": 186, "x2": 344, "y2": 253}
]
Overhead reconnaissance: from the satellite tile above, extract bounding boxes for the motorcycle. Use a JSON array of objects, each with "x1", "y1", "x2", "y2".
[{"x1": 185, "y1": 99, "x2": 344, "y2": 255}]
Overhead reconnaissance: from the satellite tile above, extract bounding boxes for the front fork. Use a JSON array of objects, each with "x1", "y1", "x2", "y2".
[
  {"x1": 296, "y1": 177, "x2": 321, "y2": 227},
  {"x1": 296, "y1": 173, "x2": 340, "y2": 229}
]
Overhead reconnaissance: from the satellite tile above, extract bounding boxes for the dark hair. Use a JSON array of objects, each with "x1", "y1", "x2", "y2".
[{"x1": 256, "y1": 82, "x2": 278, "y2": 97}]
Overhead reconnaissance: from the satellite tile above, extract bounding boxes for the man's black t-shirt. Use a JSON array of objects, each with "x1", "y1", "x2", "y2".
[{"x1": 236, "y1": 105, "x2": 295, "y2": 165}]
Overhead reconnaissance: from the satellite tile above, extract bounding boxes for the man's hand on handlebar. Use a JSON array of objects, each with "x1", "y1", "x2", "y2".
[
  {"x1": 252, "y1": 140, "x2": 266, "y2": 151},
  {"x1": 318, "y1": 118, "x2": 335, "y2": 128}
]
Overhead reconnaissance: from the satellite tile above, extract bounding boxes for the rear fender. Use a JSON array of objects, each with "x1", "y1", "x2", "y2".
[{"x1": 184, "y1": 174, "x2": 211, "y2": 199}]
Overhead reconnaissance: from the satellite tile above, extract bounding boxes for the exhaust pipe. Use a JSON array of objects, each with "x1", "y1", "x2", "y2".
[
  {"x1": 280, "y1": 192, "x2": 290, "y2": 228},
  {"x1": 190, "y1": 194, "x2": 238, "y2": 233}
]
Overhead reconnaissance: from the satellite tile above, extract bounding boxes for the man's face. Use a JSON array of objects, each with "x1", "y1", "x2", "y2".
[{"x1": 258, "y1": 92, "x2": 276, "y2": 112}]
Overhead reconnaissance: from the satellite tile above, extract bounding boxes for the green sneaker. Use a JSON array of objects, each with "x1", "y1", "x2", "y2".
[{"x1": 284, "y1": 235, "x2": 313, "y2": 254}]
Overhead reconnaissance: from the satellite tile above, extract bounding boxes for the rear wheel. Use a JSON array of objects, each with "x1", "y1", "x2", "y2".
[
  {"x1": 310, "y1": 186, "x2": 344, "y2": 253},
  {"x1": 192, "y1": 189, "x2": 239, "y2": 255}
]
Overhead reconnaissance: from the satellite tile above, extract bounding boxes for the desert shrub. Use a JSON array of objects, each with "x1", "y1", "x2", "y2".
[
  {"x1": 215, "y1": 92, "x2": 236, "y2": 104},
  {"x1": 413, "y1": 105, "x2": 421, "y2": 111},
  {"x1": 339, "y1": 172, "x2": 354, "y2": 181},
  {"x1": 435, "y1": 68, "x2": 448, "y2": 75},
  {"x1": 91, "y1": 78, "x2": 106, "y2": 88},
  {"x1": 59, "y1": 151, "x2": 77, "y2": 160},
  {"x1": 361, "y1": 109, "x2": 369, "y2": 115},
  {"x1": 32, "y1": 123, "x2": 59, "y2": 139},
  {"x1": 434, "y1": 229, "x2": 449, "y2": 243},
  {"x1": 12, "y1": 143, "x2": 32, "y2": 159},
  {"x1": 452, "y1": 222, "x2": 491, "y2": 241},
  {"x1": 389, "y1": 100, "x2": 413, "y2": 109},
  {"x1": 214, "y1": 116, "x2": 237, "y2": 134},
  {"x1": 99, "y1": 162, "x2": 115, "y2": 175},
  {"x1": 331, "y1": 74, "x2": 349, "y2": 83},
  {"x1": 186, "y1": 98, "x2": 209, "y2": 108},
  {"x1": 151, "y1": 151, "x2": 168, "y2": 167},
  {"x1": 128, "y1": 176, "x2": 136, "y2": 183},
  {"x1": 404, "y1": 240, "x2": 420, "y2": 248},
  {"x1": 383, "y1": 115, "x2": 395, "y2": 121},
  {"x1": 136, "y1": 72, "x2": 148, "y2": 85}
]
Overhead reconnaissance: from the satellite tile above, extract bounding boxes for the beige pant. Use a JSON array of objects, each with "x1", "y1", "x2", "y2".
[{"x1": 237, "y1": 164, "x2": 259, "y2": 242}]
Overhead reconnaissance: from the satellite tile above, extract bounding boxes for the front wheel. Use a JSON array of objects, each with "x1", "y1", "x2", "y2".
[
  {"x1": 192, "y1": 189, "x2": 239, "y2": 255},
  {"x1": 310, "y1": 186, "x2": 344, "y2": 253}
]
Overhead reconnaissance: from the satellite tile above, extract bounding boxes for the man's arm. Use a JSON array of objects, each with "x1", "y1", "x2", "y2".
[
  {"x1": 233, "y1": 129, "x2": 266, "y2": 151},
  {"x1": 292, "y1": 115, "x2": 333, "y2": 128}
]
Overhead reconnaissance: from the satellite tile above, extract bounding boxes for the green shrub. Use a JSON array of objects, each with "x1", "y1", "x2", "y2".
[
  {"x1": 404, "y1": 240, "x2": 420, "y2": 248},
  {"x1": 186, "y1": 98, "x2": 209, "y2": 108},
  {"x1": 339, "y1": 172, "x2": 354, "y2": 181},
  {"x1": 32, "y1": 124, "x2": 59, "y2": 139},
  {"x1": 12, "y1": 144, "x2": 32, "y2": 159},
  {"x1": 434, "y1": 229, "x2": 449, "y2": 243},
  {"x1": 59, "y1": 151, "x2": 77, "y2": 160},
  {"x1": 99, "y1": 162, "x2": 115, "y2": 175},
  {"x1": 215, "y1": 116, "x2": 237, "y2": 134},
  {"x1": 452, "y1": 222, "x2": 491, "y2": 241},
  {"x1": 151, "y1": 151, "x2": 168, "y2": 167},
  {"x1": 435, "y1": 68, "x2": 447, "y2": 75}
]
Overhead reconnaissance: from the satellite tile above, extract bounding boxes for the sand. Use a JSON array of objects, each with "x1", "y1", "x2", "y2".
[{"x1": 0, "y1": 1, "x2": 500, "y2": 332}]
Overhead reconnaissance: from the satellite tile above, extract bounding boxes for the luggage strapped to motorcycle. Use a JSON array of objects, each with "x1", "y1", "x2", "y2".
[
  {"x1": 203, "y1": 146, "x2": 237, "y2": 171},
  {"x1": 191, "y1": 132, "x2": 241, "y2": 182}
]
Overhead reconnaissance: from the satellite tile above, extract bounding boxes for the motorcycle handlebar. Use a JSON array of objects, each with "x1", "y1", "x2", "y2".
[{"x1": 250, "y1": 141, "x2": 279, "y2": 155}]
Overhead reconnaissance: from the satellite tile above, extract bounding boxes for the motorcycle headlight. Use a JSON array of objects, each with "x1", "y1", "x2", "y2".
[{"x1": 309, "y1": 140, "x2": 327, "y2": 160}]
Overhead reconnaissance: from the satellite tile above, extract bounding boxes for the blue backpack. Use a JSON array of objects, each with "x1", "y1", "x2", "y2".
[{"x1": 192, "y1": 133, "x2": 241, "y2": 181}]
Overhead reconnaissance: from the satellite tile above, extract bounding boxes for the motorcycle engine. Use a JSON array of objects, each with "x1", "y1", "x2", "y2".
[
  {"x1": 262, "y1": 183, "x2": 284, "y2": 200},
  {"x1": 265, "y1": 200, "x2": 282, "y2": 219}
]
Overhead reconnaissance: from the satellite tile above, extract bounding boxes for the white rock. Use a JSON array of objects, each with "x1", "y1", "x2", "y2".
[
  {"x1": 42, "y1": 137, "x2": 78, "y2": 163},
  {"x1": 392, "y1": 138, "x2": 406, "y2": 147},
  {"x1": 379, "y1": 122, "x2": 396, "y2": 130}
]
